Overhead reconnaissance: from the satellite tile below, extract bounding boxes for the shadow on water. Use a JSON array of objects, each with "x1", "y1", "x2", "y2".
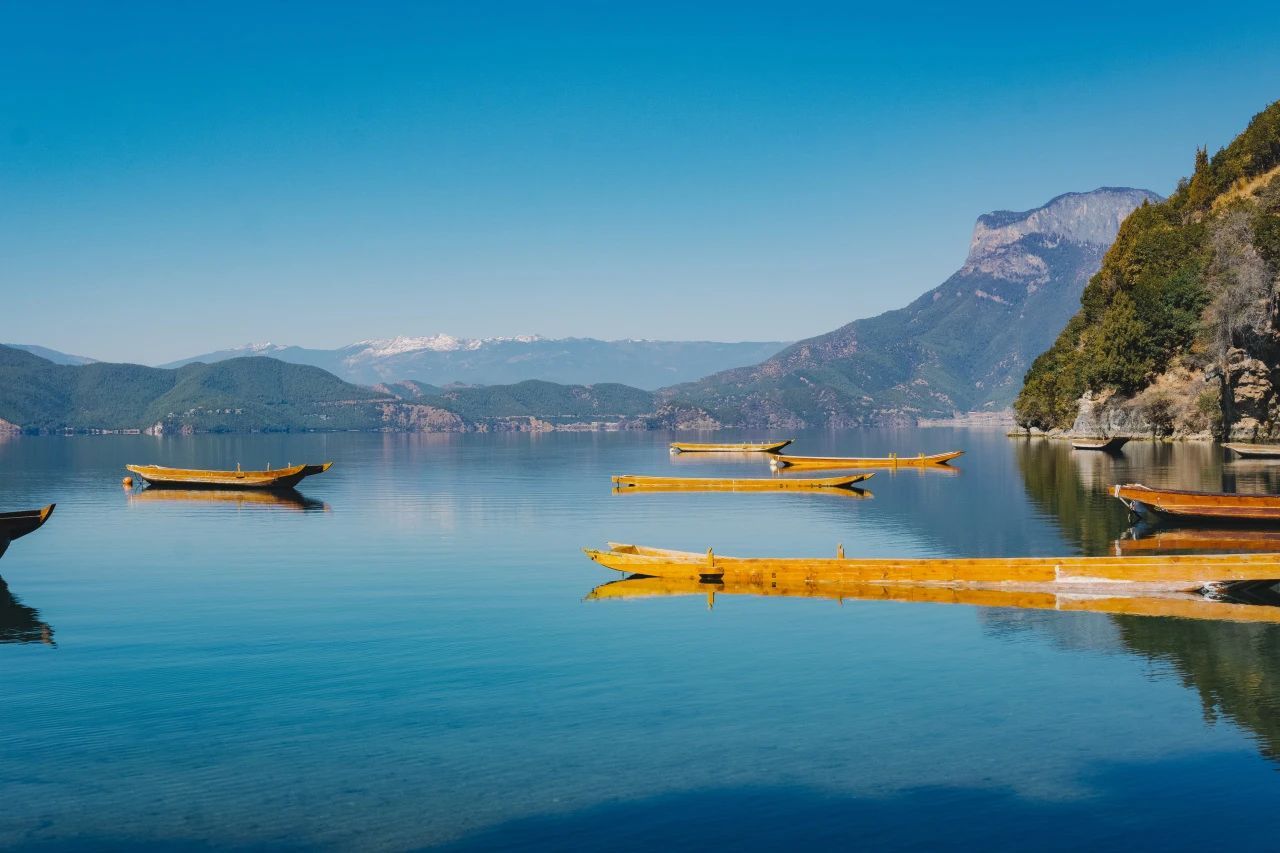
[
  {"x1": 425, "y1": 752, "x2": 1275, "y2": 852},
  {"x1": 0, "y1": 576, "x2": 53, "y2": 645}
]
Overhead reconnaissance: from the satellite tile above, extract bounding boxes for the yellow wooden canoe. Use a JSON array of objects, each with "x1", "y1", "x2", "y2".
[
  {"x1": 125, "y1": 462, "x2": 332, "y2": 490},
  {"x1": 611, "y1": 472, "x2": 873, "y2": 491},
  {"x1": 669, "y1": 440, "x2": 792, "y2": 454},
  {"x1": 585, "y1": 575, "x2": 1280, "y2": 624},
  {"x1": 769, "y1": 450, "x2": 964, "y2": 470},
  {"x1": 584, "y1": 542, "x2": 1280, "y2": 590}
]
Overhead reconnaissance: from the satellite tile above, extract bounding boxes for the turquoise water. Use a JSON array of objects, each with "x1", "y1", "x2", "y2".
[{"x1": 3, "y1": 429, "x2": 1280, "y2": 850}]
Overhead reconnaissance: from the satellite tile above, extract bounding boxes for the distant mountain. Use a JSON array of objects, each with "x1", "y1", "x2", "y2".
[
  {"x1": 663, "y1": 187, "x2": 1161, "y2": 427},
  {"x1": 3, "y1": 344, "x2": 96, "y2": 366},
  {"x1": 163, "y1": 336, "x2": 788, "y2": 390},
  {"x1": 0, "y1": 346, "x2": 657, "y2": 434}
]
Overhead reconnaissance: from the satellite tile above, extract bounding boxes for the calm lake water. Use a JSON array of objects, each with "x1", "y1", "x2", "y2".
[{"x1": 4, "y1": 428, "x2": 1280, "y2": 850}]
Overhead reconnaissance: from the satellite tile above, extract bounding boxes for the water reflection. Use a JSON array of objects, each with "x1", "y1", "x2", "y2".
[
  {"x1": 126, "y1": 487, "x2": 329, "y2": 512},
  {"x1": 587, "y1": 575, "x2": 1280, "y2": 624},
  {"x1": 0, "y1": 577, "x2": 54, "y2": 645}
]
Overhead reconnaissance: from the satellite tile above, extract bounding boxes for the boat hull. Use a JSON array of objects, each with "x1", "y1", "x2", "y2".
[
  {"x1": 0, "y1": 505, "x2": 55, "y2": 559},
  {"x1": 1114, "y1": 483, "x2": 1280, "y2": 523},
  {"x1": 1072, "y1": 437, "x2": 1129, "y2": 451},
  {"x1": 669, "y1": 440, "x2": 792, "y2": 454},
  {"x1": 770, "y1": 450, "x2": 963, "y2": 470},
  {"x1": 126, "y1": 463, "x2": 332, "y2": 490},
  {"x1": 1224, "y1": 443, "x2": 1280, "y2": 459},
  {"x1": 585, "y1": 543, "x2": 1280, "y2": 590},
  {"x1": 611, "y1": 473, "x2": 873, "y2": 491}
]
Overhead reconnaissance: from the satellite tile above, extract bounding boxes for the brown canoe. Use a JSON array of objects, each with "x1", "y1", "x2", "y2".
[
  {"x1": 0, "y1": 505, "x2": 55, "y2": 559},
  {"x1": 584, "y1": 542, "x2": 1280, "y2": 591},
  {"x1": 1072, "y1": 437, "x2": 1130, "y2": 451},
  {"x1": 1114, "y1": 483, "x2": 1280, "y2": 523},
  {"x1": 770, "y1": 450, "x2": 963, "y2": 470},
  {"x1": 126, "y1": 462, "x2": 332, "y2": 490},
  {"x1": 1223, "y1": 443, "x2": 1280, "y2": 459}
]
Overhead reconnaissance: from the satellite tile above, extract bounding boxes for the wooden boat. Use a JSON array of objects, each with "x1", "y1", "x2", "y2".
[
  {"x1": 0, "y1": 505, "x2": 55, "y2": 559},
  {"x1": 584, "y1": 542, "x2": 1280, "y2": 591},
  {"x1": 1071, "y1": 437, "x2": 1129, "y2": 451},
  {"x1": 769, "y1": 450, "x2": 963, "y2": 470},
  {"x1": 127, "y1": 488, "x2": 327, "y2": 512},
  {"x1": 611, "y1": 472, "x2": 873, "y2": 491},
  {"x1": 1223, "y1": 443, "x2": 1280, "y2": 459},
  {"x1": 586, "y1": 575, "x2": 1280, "y2": 625},
  {"x1": 669, "y1": 440, "x2": 792, "y2": 454},
  {"x1": 125, "y1": 462, "x2": 332, "y2": 490},
  {"x1": 1113, "y1": 483, "x2": 1280, "y2": 523}
]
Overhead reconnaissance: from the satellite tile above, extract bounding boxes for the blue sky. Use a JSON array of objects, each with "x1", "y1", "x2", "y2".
[{"x1": 4, "y1": 1, "x2": 1279, "y2": 365}]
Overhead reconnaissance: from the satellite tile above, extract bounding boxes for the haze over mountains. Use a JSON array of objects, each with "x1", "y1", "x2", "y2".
[
  {"x1": 162, "y1": 336, "x2": 788, "y2": 390},
  {"x1": 665, "y1": 187, "x2": 1160, "y2": 427}
]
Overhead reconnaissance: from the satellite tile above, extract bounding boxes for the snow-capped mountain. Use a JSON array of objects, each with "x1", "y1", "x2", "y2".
[{"x1": 162, "y1": 336, "x2": 788, "y2": 390}]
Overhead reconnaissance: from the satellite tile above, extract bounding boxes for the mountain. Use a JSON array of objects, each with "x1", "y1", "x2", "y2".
[
  {"x1": 662, "y1": 187, "x2": 1160, "y2": 427},
  {"x1": 2, "y1": 344, "x2": 96, "y2": 366},
  {"x1": 1015, "y1": 100, "x2": 1280, "y2": 440},
  {"x1": 0, "y1": 346, "x2": 657, "y2": 434},
  {"x1": 162, "y1": 336, "x2": 788, "y2": 390}
]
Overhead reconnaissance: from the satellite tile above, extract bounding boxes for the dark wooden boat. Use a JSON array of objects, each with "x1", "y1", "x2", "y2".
[
  {"x1": 1223, "y1": 443, "x2": 1280, "y2": 459},
  {"x1": 1113, "y1": 483, "x2": 1280, "y2": 523},
  {"x1": 126, "y1": 462, "x2": 332, "y2": 490},
  {"x1": 769, "y1": 450, "x2": 963, "y2": 470},
  {"x1": 0, "y1": 505, "x2": 55, "y2": 559},
  {"x1": 1072, "y1": 437, "x2": 1129, "y2": 451}
]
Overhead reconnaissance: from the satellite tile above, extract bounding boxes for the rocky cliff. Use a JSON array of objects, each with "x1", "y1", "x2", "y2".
[{"x1": 662, "y1": 187, "x2": 1159, "y2": 428}]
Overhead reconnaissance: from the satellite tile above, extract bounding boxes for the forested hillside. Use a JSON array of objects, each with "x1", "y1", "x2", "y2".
[{"x1": 1015, "y1": 101, "x2": 1280, "y2": 439}]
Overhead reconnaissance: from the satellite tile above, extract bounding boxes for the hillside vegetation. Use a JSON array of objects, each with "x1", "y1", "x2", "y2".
[{"x1": 1015, "y1": 101, "x2": 1280, "y2": 438}]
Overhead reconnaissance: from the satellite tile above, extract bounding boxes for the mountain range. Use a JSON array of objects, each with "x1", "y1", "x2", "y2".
[
  {"x1": 161, "y1": 336, "x2": 788, "y2": 390},
  {"x1": 663, "y1": 187, "x2": 1160, "y2": 427}
]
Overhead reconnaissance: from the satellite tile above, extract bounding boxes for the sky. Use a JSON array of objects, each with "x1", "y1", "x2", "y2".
[{"x1": 3, "y1": 1, "x2": 1280, "y2": 365}]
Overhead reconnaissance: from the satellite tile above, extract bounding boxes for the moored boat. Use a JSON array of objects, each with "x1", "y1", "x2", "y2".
[
  {"x1": 1113, "y1": 483, "x2": 1280, "y2": 523},
  {"x1": 125, "y1": 462, "x2": 332, "y2": 490},
  {"x1": 1072, "y1": 437, "x2": 1129, "y2": 451},
  {"x1": 584, "y1": 542, "x2": 1280, "y2": 590},
  {"x1": 1223, "y1": 443, "x2": 1280, "y2": 459},
  {"x1": 611, "y1": 472, "x2": 873, "y2": 491},
  {"x1": 0, "y1": 505, "x2": 55, "y2": 559},
  {"x1": 769, "y1": 450, "x2": 963, "y2": 470},
  {"x1": 669, "y1": 440, "x2": 792, "y2": 454}
]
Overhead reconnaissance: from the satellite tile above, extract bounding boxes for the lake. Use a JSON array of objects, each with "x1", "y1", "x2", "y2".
[{"x1": 3, "y1": 428, "x2": 1280, "y2": 850}]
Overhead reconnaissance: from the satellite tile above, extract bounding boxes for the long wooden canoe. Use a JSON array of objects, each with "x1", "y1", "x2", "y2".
[
  {"x1": 585, "y1": 575, "x2": 1280, "y2": 624},
  {"x1": 669, "y1": 440, "x2": 792, "y2": 454},
  {"x1": 1113, "y1": 483, "x2": 1280, "y2": 523},
  {"x1": 584, "y1": 542, "x2": 1280, "y2": 590},
  {"x1": 1072, "y1": 437, "x2": 1129, "y2": 451},
  {"x1": 770, "y1": 450, "x2": 963, "y2": 470},
  {"x1": 0, "y1": 505, "x2": 55, "y2": 559},
  {"x1": 126, "y1": 462, "x2": 332, "y2": 490},
  {"x1": 1223, "y1": 443, "x2": 1280, "y2": 459},
  {"x1": 611, "y1": 472, "x2": 873, "y2": 491}
]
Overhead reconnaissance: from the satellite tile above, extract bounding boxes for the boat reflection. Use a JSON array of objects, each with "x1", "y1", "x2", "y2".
[
  {"x1": 126, "y1": 487, "x2": 329, "y2": 512},
  {"x1": 587, "y1": 575, "x2": 1280, "y2": 624},
  {"x1": 1117, "y1": 525, "x2": 1280, "y2": 554},
  {"x1": 0, "y1": 577, "x2": 54, "y2": 645}
]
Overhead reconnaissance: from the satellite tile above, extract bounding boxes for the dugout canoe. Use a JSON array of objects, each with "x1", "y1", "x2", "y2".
[
  {"x1": 611, "y1": 472, "x2": 873, "y2": 491},
  {"x1": 1223, "y1": 443, "x2": 1280, "y2": 459},
  {"x1": 0, "y1": 505, "x2": 55, "y2": 559},
  {"x1": 1072, "y1": 437, "x2": 1130, "y2": 451},
  {"x1": 669, "y1": 440, "x2": 792, "y2": 454},
  {"x1": 1113, "y1": 483, "x2": 1280, "y2": 523},
  {"x1": 584, "y1": 542, "x2": 1280, "y2": 591},
  {"x1": 126, "y1": 462, "x2": 332, "y2": 490},
  {"x1": 585, "y1": 575, "x2": 1280, "y2": 624},
  {"x1": 769, "y1": 450, "x2": 964, "y2": 470}
]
